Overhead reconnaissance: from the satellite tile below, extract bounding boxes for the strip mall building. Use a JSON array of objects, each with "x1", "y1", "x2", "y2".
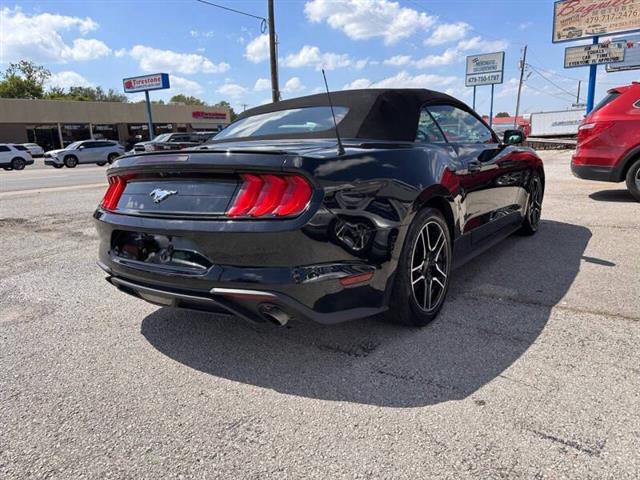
[{"x1": 0, "y1": 98, "x2": 230, "y2": 151}]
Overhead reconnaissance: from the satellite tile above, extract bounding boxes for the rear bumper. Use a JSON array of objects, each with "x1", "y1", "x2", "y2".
[
  {"x1": 571, "y1": 163, "x2": 619, "y2": 182},
  {"x1": 94, "y1": 208, "x2": 400, "y2": 325},
  {"x1": 100, "y1": 264, "x2": 385, "y2": 325}
]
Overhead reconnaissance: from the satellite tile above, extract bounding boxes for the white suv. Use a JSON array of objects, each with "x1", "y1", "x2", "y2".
[
  {"x1": 0, "y1": 143, "x2": 34, "y2": 171},
  {"x1": 44, "y1": 140, "x2": 125, "y2": 168}
]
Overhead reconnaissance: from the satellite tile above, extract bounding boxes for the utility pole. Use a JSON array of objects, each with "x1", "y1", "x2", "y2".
[
  {"x1": 268, "y1": 0, "x2": 280, "y2": 103},
  {"x1": 514, "y1": 45, "x2": 527, "y2": 130},
  {"x1": 576, "y1": 80, "x2": 582, "y2": 105}
]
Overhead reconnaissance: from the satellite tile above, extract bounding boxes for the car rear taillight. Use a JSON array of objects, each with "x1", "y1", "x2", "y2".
[
  {"x1": 227, "y1": 173, "x2": 313, "y2": 218},
  {"x1": 100, "y1": 176, "x2": 127, "y2": 211},
  {"x1": 577, "y1": 121, "x2": 614, "y2": 143}
]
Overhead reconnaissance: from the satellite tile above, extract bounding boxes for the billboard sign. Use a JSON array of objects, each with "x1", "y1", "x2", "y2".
[
  {"x1": 465, "y1": 52, "x2": 505, "y2": 87},
  {"x1": 553, "y1": 0, "x2": 640, "y2": 43},
  {"x1": 564, "y1": 41, "x2": 626, "y2": 68},
  {"x1": 123, "y1": 73, "x2": 170, "y2": 93},
  {"x1": 606, "y1": 34, "x2": 640, "y2": 71}
]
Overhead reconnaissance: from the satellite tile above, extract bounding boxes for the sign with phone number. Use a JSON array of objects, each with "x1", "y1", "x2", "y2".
[{"x1": 553, "y1": 0, "x2": 640, "y2": 43}]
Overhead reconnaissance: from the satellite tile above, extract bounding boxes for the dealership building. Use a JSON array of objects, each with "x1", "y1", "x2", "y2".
[{"x1": 0, "y1": 98, "x2": 230, "y2": 151}]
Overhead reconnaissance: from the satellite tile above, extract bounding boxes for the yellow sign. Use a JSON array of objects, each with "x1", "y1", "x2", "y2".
[{"x1": 553, "y1": 0, "x2": 640, "y2": 43}]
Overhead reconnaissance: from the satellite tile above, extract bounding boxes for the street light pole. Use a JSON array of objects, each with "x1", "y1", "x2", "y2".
[{"x1": 268, "y1": 0, "x2": 280, "y2": 103}]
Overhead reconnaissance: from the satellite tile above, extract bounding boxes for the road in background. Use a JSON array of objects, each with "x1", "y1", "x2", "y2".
[
  {"x1": 1, "y1": 151, "x2": 639, "y2": 479},
  {"x1": 0, "y1": 160, "x2": 107, "y2": 193}
]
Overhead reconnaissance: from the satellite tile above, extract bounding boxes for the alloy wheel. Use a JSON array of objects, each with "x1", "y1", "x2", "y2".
[
  {"x1": 528, "y1": 176, "x2": 542, "y2": 227},
  {"x1": 410, "y1": 220, "x2": 449, "y2": 312},
  {"x1": 635, "y1": 168, "x2": 640, "y2": 191}
]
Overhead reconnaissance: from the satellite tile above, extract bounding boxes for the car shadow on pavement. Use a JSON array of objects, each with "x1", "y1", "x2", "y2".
[
  {"x1": 141, "y1": 220, "x2": 591, "y2": 407},
  {"x1": 589, "y1": 189, "x2": 636, "y2": 203}
]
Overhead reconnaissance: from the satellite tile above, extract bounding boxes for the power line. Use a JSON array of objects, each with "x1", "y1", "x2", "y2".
[
  {"x1": 195, "y1": 0, "x2": 267, "y2": 32},
  {"x1": 526, "y1": 64, "x2": 579, "y2": 98}
]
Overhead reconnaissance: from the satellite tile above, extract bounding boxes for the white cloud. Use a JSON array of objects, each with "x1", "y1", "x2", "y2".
[
  {"x1": 190, "y1": 29, "x2": 215, "y2": 38},
  {"x1": 170, "y1": 76, "x2": 204, "y2": 96},
  {"x1": 370, "y1": 71, "x2": 458, "y2": 89},
  {"x1": 457, "y1": 36, "x2": 508, "y2": 52},
  {"x1": 383, "y1": 55, "x2": 412, "y2": 66},
  {"x1": 414, "y1": 48, "x2": 459, "y2": 68},
  {"x1": 343, "y1": 71, "x2": 459, "y2": 91},
  {"x1": 254, "y1": 78, "x2": 271, "y2": 91},
  {"x1": 304, "y1": 0, "x2": 436, "y2": 45},
  {"x1": 45, "y1": 71, "x2": 93, "y2": 89},
  {"x1": 65, "y1": 38, "x2": 111, "y2": 61},
  {"x1": 245, "y1": 34, "x2": 270, "y2": 63},
  {"x1": 283, "y1": 77, "x2": 305, "y2": 93},
  {"x1": 0, "y1": 7, "x2": 109, "y2": 63},
  {"x1": 129, "y1": 45, "x2": 230, "y2": 75},
  {"x1": 283, "y1": 45, "x2": 352, "y2": 70},
  {"x1": 217, "y1": 83, "x2": 247, "y2": 99},
  {"x1": 425, "y1": 22, "x2": 471, "y2": 46},
  {"x1": 343, "y1": 78, "x2": 372, "y2": 89}
]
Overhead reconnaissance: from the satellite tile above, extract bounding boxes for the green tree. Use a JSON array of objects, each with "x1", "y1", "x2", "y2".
[
  {"x1": 213, "y1": 100, "x2": 237, "y2": 121},
  {"x1": 0, "y1": 60, "x2": 51, "y2": 99},
  {"x1": 170, "y1": 94, "x2": 206, "y2": 105},
  {"x1": 496, "y1": 112, "x2": 511, "y2": 118},
  {"x1": 45, "y1": 86, "x2": 127, "y2": 102}
]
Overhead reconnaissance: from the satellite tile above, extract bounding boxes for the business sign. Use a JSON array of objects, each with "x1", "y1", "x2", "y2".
[
  {"x1": 192, "y1": 111, "x2": 227, "y2": 120},
  {"x1": 564, "y1": 41, "x2": 626, "y2": 68},
  {"x1": 465, "y1": 52, "x2": 505, "y2": 87},
  {"x1": 122, "y1": 73, "x2": 170, "y2": 93},
  {"x1": 606, "y1": 34, "x2": 640, "y2": 71},
  {"x1": 553, "y1": 0, "x2": 640, "y2": 43}
]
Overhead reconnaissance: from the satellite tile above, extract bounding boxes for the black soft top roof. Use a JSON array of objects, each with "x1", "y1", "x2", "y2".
[{"x1": 233, "y1": 88, "x2": 468, "y2": 142}]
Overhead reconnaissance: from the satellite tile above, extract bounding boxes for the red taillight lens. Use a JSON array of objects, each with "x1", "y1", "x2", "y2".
[
  {"x1": 577, "y1": 121, "x2": 613, "y2": 143},
  {"x1": 227, "y1": 173, "x2": 312, "y2": 218},
  {"x1": 100, "y1": 176, "x2": 126, "y2": 211}
]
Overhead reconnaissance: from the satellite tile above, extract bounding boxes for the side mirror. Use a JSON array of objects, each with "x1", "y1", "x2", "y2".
[
  {"x1": 503, "y1": 129, "x2": 526, "y2": 145},
  {"x1": 78, "y1": 145, "x2": 85, "y2": 150}
]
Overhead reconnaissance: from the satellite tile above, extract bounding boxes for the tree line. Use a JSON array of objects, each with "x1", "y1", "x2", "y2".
[{"x1": 0, "y1": 60, "x2": 236, "y2": 119}]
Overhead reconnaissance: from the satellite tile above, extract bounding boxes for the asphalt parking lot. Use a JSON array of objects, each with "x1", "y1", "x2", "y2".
[{"x1": 1, "y1": 150, "x2": 638, "y2": 479}]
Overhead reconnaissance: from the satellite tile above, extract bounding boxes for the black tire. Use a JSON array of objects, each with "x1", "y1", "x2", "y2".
[
  {"x1": 385, "y1": 207, "x2": 452, "y2": 327},
  {"x1": 625, "y1": 158, "x2": 640, "y2": 202},
  {"x1": 11, "y1": 157, "x2": 26, "y2": 171},
  {"x1": 519, "y1": 172, "x2": 543, "y2": 236},
  {"x1": 107, "y1": 153, "x2": 119, "y2": 164},
  {"x1": 53, "y1": 164, "x2": 63, "y2": 169},
  {"x1": 64, "y1": 155, "x2": 78, "y2": 168},
  {"x1": 96, "y1": 162, "x2": 107, "y2": 166}
]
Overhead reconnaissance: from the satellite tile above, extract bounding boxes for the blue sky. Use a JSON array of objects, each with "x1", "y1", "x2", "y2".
[{"x1": 1, "y1": 0, "x2": 638, "y2": 116}]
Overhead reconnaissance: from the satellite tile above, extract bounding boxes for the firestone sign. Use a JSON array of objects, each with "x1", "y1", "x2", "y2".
[
  {"x1": 553, "y1": 0, "x2": 640, "y2": 43},
  {"x1": 465, "y1": 52, "x2": 505, "y2": 87},
  {"x1": 122, "y1": 73, "x2": 170, "y2": 93}
]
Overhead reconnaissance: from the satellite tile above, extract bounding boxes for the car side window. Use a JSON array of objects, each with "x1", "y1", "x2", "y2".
[
  {"x1": 0, "y1": 145, "x2": 10, "y2": 152},
  {"x1": 415, "y1": 108, "x2": 446, "y2": 144},
  {"x1": 428, "y1": 104, "x2": 495, "y2": 144},
  {"x1": 82, "y1": 142, "x2": 98, "y2": 148}
]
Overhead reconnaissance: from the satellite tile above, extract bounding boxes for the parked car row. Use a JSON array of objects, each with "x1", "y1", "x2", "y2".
[
  {"x1": 132, "y1": 131, "x2": 217, "y2": 153},
  {"x1": 0, "y1": 144, "x2": 35, "y2": 170}
]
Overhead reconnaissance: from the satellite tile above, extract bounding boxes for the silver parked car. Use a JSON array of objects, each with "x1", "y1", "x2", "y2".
[
  {"x1": 22, "y1": 143, "x2": 45, "y2": 157},
  {"x1": 44, "y1": 140, "x2": 125, "y2": 168},
  {"x1": 0, "y1": 143, "x2": 34, "y2": 170}
]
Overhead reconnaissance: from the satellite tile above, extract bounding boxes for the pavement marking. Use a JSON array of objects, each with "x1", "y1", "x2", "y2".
[{"x1": 0, "y1": 182, "x2": 106, "y2": 198}]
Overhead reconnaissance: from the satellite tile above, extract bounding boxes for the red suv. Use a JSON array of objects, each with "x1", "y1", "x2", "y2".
[{"x1": 571, "y1": 83, "x2": 640, "y2": 201}]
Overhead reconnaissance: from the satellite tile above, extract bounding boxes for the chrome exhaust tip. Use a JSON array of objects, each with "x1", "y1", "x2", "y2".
[{"x1": 259, "y1": 304, "x2": 290, "y2": 326}]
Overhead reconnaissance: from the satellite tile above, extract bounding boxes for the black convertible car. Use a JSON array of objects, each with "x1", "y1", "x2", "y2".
[{"x1": 95, "y1": 89, "x2": 544, "y2": 327}]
